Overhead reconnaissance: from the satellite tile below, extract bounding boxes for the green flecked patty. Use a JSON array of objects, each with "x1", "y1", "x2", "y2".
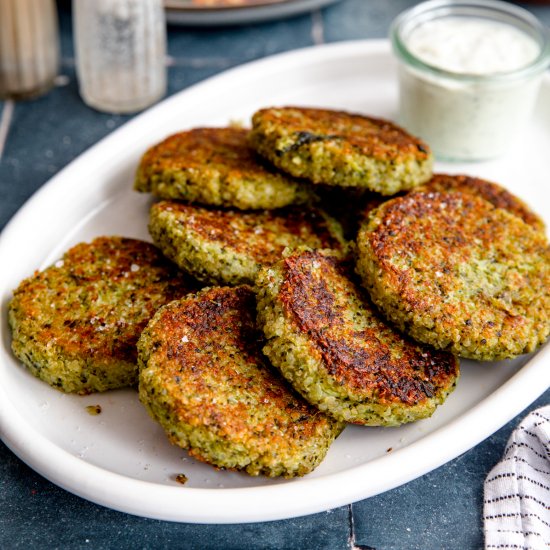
[
  {"x1": 138, "y1": 285, "x2": 343, "y2": 478},
  {"x1": 249, "y1": 106, "x2": 433, "y2": 194},
  {"x1": 135, "y1": 127, "x2": 314, "y2": 210},
  {"x1": 148, "y1": 200, "x2": 347, "y2": 286},
  {"x1": 8, "y1": 237, "x2": 196, "y2": 394},
  {"x1": 356, "y1": 192, "x2": 550, "y2": 361},
  {"x1": 332, "y1": 173, "x2": 546, "y2": 241},
  {"x1": 256, "y1": 249, "x2": 459, "y2": 426},
  {"x1": 413, "y1": 174, "x2": 546, "y2": 234}
]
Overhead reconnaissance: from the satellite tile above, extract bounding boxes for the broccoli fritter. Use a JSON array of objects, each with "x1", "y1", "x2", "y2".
[
  {"x1": 256, "y1": 249, "x2": 459, "y2": 425},
  {"x1": 138, "y1": 285, "x2": 343, "y2": 477},
  {"x1": 135, "y1": 127, "x2": 314, "y2": 210},
  {"x1": 149, "y1": 201, "x2": 346, "y2": 286},
  {"x1": 249, "y1": 106, "x2": 433, "y2": 194},
  {"x1": 356, "y1": 192, "x2": 550, "y2": 360},
  {"x1": 8, "y1": 237, "x2": 196, "y2": 394}
]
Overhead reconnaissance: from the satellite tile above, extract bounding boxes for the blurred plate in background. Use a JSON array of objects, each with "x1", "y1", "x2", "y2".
[{"x1": 164, "y1": 0, "x2": 341, "y2": 25}]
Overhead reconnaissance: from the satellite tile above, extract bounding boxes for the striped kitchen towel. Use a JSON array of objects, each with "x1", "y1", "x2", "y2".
[{"x1": 484, "y1": 405, "x2": 550, "y2": 550}]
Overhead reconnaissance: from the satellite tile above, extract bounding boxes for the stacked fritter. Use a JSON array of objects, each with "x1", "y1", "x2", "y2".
[
  {"x1": 8, "y1": 237, "x2": 197, "y2": 395},
  {"x1": 256, "y1": 250, "x2": 459, "y2": 426},
  {"x1": 138, "y1": 285, "x2": 343, "y2": 477},
  {"x1": 8, "y1": 106, "x2": 550, "y2": 480}
]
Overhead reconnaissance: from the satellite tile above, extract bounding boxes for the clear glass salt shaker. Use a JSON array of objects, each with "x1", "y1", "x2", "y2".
[
  {"x1": 0, "y1": 0, "x2": 60, "y2": 100},
  {"x1": 73, "y1": 0, "x2": 167, "y2": 114}
]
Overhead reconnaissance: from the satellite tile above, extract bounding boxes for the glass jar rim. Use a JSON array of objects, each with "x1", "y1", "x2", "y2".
[{"x1": 390, "y1": 0, "x2": 550, "y2": 82}]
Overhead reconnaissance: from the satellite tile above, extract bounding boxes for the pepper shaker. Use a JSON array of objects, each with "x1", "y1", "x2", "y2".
[
  {"x1": 73, "y1": 0, "x2": 167, "y2": 114},
  {"x1": 0, "y1": 0, "x2": 60, "y2": 100}
]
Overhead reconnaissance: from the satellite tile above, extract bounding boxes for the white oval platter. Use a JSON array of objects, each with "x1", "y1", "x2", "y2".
[{"x1": 0, "y1": 40, "x2": 549, "y2": 524}]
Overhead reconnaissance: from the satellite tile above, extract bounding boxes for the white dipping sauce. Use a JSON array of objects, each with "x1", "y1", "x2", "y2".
[
  {"x1": 407, "y1": 18, "x2": 539, "y2": 75},
  {"x1": 397, "y1": 16, "x2": 544, "y2": 161}
]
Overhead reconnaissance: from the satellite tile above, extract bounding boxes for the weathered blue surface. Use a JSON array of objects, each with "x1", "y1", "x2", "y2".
[
  {"x1": 352, "y1": 391, "x2": 550, "y2": 550},
  {"x1": 1, "y1": 0, "x2": 549, "y2": 548},
  {"x1": 0, "y1": 441, "x2": 350, "y2": 549}
]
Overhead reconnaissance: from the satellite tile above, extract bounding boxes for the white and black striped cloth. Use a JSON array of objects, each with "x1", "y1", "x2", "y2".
[{"x1": 484, "y1": 405, "x2": 550, "y2": 550}]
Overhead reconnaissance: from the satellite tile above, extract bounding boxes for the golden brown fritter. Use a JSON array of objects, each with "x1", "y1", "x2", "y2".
[
  {"x1": 135, "y1": 127, "x2": 313, "y2": 210},
  {"x1": 256, "y1": 249, "x2": 459, "y2": 425},
  {"x1": 356, "y1": 192, "x2": 550, "y2": 361},
  {"x1": 149, "y1": 200, "x2": 347, "y2": 285},
  {"x1": 414, "y1": 174, "x2": 545, "y2": 233},
  {"x1": 138, "y1": 285, "x2": 343, "y2": 477},
  {"x1": 8, "y1": 237, "x2": 197, "y2": 394},
  {"x1": 249, "y1": 106, "x2": 433, "y2": 194}
]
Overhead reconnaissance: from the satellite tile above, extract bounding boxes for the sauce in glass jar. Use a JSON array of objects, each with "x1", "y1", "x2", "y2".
[{"x1": 391, "y1": 0, "x2": 550, "y2": 161}]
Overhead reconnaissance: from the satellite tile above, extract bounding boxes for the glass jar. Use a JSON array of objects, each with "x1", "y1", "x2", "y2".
[
  {"x1": 390, "y1": 0, "x2": 550, "y2": 161},
  {"x1": 0, "y1": 0, "x2": 60, "y2": 100},
  {"x1": 73, "y1": 0, "x2": 167, "y2": 114}
]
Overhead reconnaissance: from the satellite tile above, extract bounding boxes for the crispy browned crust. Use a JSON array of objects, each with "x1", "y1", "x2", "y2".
[
  {"x1": 356, "y1": 192, "x2": 550, "y2": 360},
  {"x1": 137, "y1": 127, "x2": 262, "y2": 187},
  {"x1": 415, "y1": 174, "x2": 546, "y2": 233},
  {"x1": 252, "y1": 107, "x2": 431, "y2": 163},
  {"x1": 280, "y1": 252, "x2": 458, "y2": 404},
  {"x1": 249, "y1": 106, "x2": 433, "y2": 193},
  {"x1": 135, "y1": 127, "x2": 312, "y2": 209},
  {"x1": 9, "y1": 237, "x2": 196, "y2": 393},
  {"x1": 141, "y1": 287, "x2": 321, "y2": 433},
  {"x1": 138, "y1": 285, "x2": 342, "y2": 477},
  {"x1": 149, "y1": 200, "x2": 346, "y2": 285},
  {"x1": 256, "y1": 250, "x2": 459, "y2": 425},
  {"x1": 166, "y1": 202, "x2": 343, "y2": 263}
]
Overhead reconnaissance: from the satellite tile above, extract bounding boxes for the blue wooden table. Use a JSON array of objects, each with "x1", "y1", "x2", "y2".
[{"x1": 1, "y1": 1, "x2": 549, "y2": 548}]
